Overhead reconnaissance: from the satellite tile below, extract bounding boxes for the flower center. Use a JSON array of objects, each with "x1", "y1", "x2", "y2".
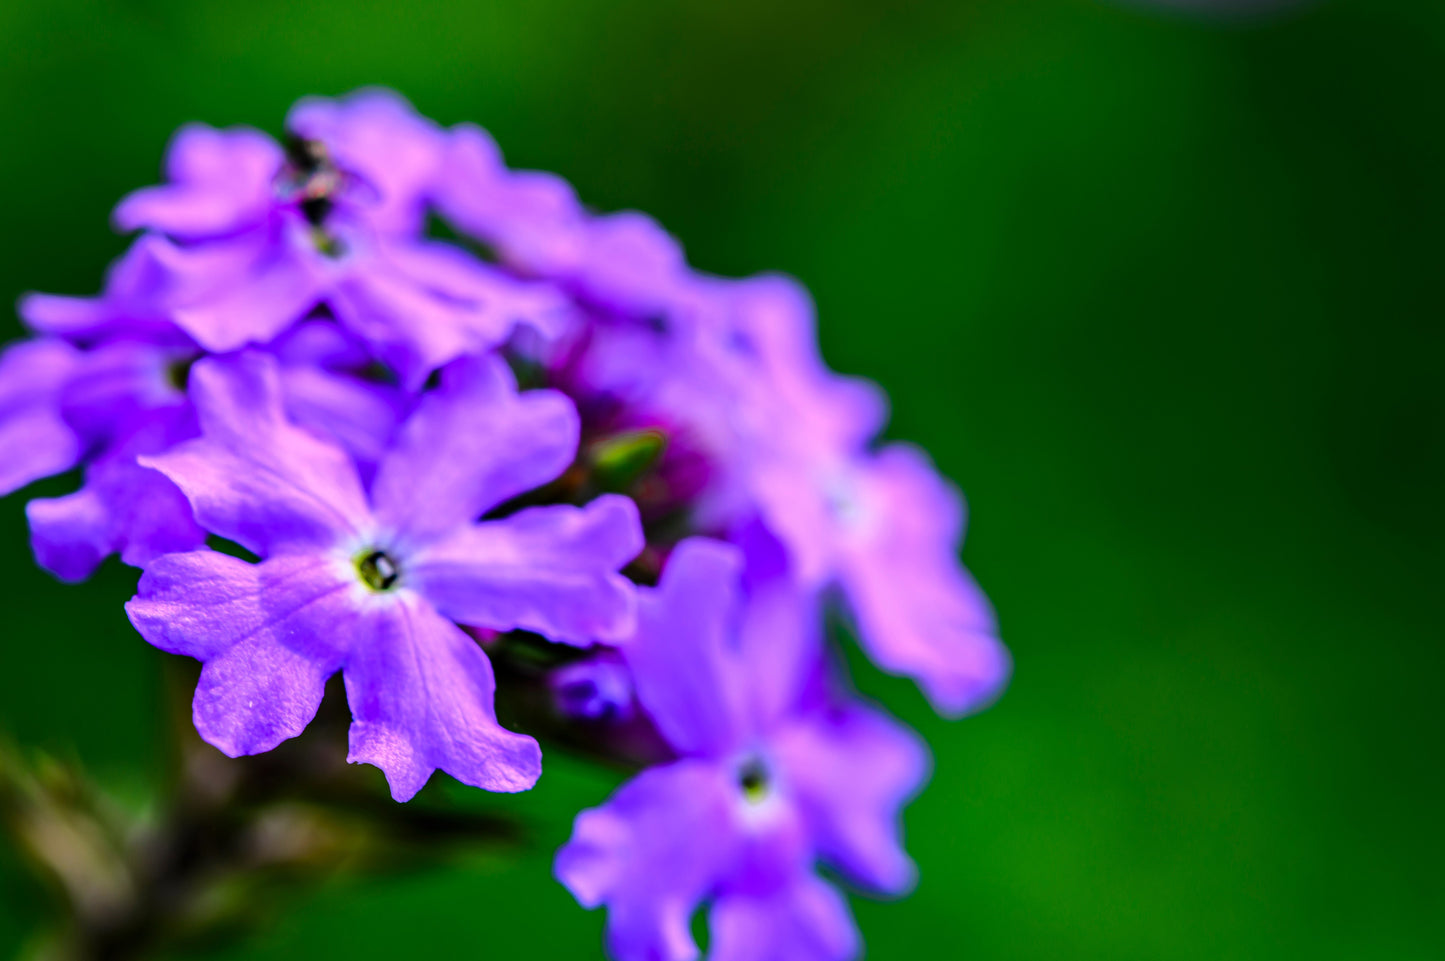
[
  {"x1": 356, "y1": 549, "x2": 401, "y2": 592},
  {"x1": 738, "y1": 758, "x2": 770, "y2": 804},
  {"x1": 277, "y1": 135, "x2": 348, "y2": 257}
]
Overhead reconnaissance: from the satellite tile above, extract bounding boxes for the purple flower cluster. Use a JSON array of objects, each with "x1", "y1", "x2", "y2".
[{"x1": 0, "y1": 90, "x2": 1009, "y2": 960}]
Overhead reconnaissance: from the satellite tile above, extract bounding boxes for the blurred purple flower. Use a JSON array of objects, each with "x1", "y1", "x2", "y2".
[{"x1": 111, "y1": 90, "x2": 573, "y2": 386}]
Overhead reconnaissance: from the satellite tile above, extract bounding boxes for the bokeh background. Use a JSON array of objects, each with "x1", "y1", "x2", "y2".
[{"x1": 2, "y1": 0, "x2": 1441, "y2": 957}]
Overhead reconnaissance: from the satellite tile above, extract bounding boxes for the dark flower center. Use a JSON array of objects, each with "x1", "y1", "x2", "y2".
[
  {"x1": 738, "y1": 758, "x2": 770, "y2": 804},
  {"x1": 278, "y1": 135, "x2": 348, "y2": 257},
  {"x1": 165, "y1": 356, "x2": 196, "y2": 392},
  {"x1": 356, "y1": 550, "x2": 400, "y2": 592}
]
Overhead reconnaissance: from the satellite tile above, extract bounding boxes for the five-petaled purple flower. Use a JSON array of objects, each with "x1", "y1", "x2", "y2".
[
  {"x1": 0, "y1": 88, "x2": 1009, "y2": 960},
  {"x1": 557, "y1": 539, "x2": 928, "y2": 961},
  {"x1": 126, "y1": 351, "x2": 642, "y2": 799}
]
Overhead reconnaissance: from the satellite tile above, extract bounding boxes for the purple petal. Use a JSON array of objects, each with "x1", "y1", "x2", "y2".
[
  {"x1": 144, "y1": 352, "x2": 371, "y2": 557},
  {"x1": 0, "y1": 339, "x2": 82, "y2": 496},
  {"x1": 411, "y1": 495, "x2": 642, "y2": 646},
  {"x1": 624, "y1": 538, "x2": 749, "y2": 757},
  {"x1": 370, "y1": 356, "x2": 579, "y2": 540},
  {"x1": 556, "y1": 759, "x2": 741, "y2": 961},
  {"x1": 574, "y1": 211, "x2": 687, "y2": 317},
  {"x1": 126, "y1": 551, "x2": 355, "y2": 756},
  {"x1": 29, "y1": 422, "x2": 205, "y2": 582},
  {"x1": 435, "y1": 125, "x2": 587, "y2": 275},
  {"x1": 709, "y1": 875, "x2": 859, "y2": 961},
  {"x1": 114, "y1": 124, "x2": 283, "y2": 238},
  {"x1": 327, "y1": 260, "x2": 475, "y2": 388},
  {"x1": 837, "y1": 445, "x2": 1011, "y2": 716},
  {"x1": 712, "y1": 274, "x2": 886, "y2": 454},
  {"x1": 343, "y1": 595, "x2": 541, "y2": 800},
  {"x1": 279, "y1": 363, "x2": 405, "y2": 469},
  {"x1": 57, "y1": 340, "x2": 190, "y2": 447},
  {"x1": 166, "y1": 228, "x2": 326, "y2": 352},
  {"x1": 735, "y1": 573, "x2": 826, "y2": 734},
  {"x1": 772, "y1": 704, "x2": 929, "y2": 895}
]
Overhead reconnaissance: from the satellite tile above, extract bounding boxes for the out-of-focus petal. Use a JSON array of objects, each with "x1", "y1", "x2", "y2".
[
  {"x1": 709, "y1": 874, "x2": 859, "y2": 961},
  {"x1": 114, "y1": 124, "x2": 282, "y2": 238},
  {"x1": 28, "y1": 417, "x2": 205, "y2": 582},
  {"x1": 166, "y1": 229, "x2": 326, "y2": 352},
  {"x1": 279, "y1": 363, "x2": 405, "y2": 468},
  {"x1": 412, "y1": 496, "x2": 641, "y2": 646},
  {"x1": 57, "y1": 340, "x2": 189, "y2": 446},
  {"x1": 343, "y1": 595, "x2": 541, "y2": 800},
  {"x1": 771, "y1": 703, "x2": 929, "y2": 895},
  {"x1": 370, "y1": 355, "x2": 579, "y2": 540},
  {"x1": 556, "y1": 759, "x2": 741, "y2": 961},
  {"x1": 624, "y1": 538, "x2": 749, "y2": 757},
  {"x1": 838, "y1": 445, "x2": 1010, "y2": 716},
  {"x1": 126, "y1": 551, "x2": 355, "y2": 756},
  {"x1": 145, "y1": 352, "x2": 371, "y2": 557},
  {"x1": 434, "y1": 124, "x2": 587, "y2": 275},
  {"x1": 574, "y1": 211, "x2": 687, "y2": 318},
  {"x1": 0, "y1": 339, "x2": 82, "y2": 496}
]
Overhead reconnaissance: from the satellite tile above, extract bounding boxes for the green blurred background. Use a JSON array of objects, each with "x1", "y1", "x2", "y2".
[{"x1": 2, "y1": 0, "x2": 1441, "y2": 957}]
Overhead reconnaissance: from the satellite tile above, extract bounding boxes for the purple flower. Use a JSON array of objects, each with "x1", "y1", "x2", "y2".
[
  {"x1": 113, "y1": 90, "x2": 574, "y2": 386},
  {"x1": 0, "y1": 339, "x2": 83, "y2": 497},
  {"x1": 125, "y1": 351, "x2": 643, "y2": 799},
  {"x1": 698, "y1": 277, "x2": 1009, "y2": 716},
  {"x1": 556, "y1": 539, "x2": 928, "y2": 961},
  {"x1": 553, "y1": 271, "x2": 1011, "y2": 716}
]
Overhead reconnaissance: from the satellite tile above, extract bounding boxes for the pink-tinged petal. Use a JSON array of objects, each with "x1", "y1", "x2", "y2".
[
  {"x1": 735, "y1": 574, "x2": 826, "y2": 734},
  {"x1": 709, "y1": 875, "x2": 859, "y2": 961},
  {"x1": 556, "y1": 759, "x2": 741, "y2": 961},
  {"x1": 411, "y1": 495, "x2": 642, "y2": 646},
  {"x1": 279, "y1": 363, "x2": 405, "y2": 469},
  {"x1": 370, "y1": 356, "x2": 579, "y2": 539},
  {"x1": 746, "y1": 457, "x2": 837, "y2": 587},
  {"x1": 0, "y1": 339, "x2": 82, "y2": 496},
  {"x1": 838, "y1": 445, "x2": 1010, "y2": 716},
  {"x1": 145, "y1": 352, "x2": 371, "y2": 557},
  {"x1": 343, "y1": 596, "x2": 541, "y2": 800},
  {"x1": 114, "y1": 124, "x2": 282, "y2": 238},
  {"x1": 328, "y1": 265, "x2": 470, "y2": 389},
  {"x1": 575, "y1": 211, "x2": 687, "y2": 317},
  {"x1": 385, "y1": 239, "x2": 578, "y2": 340},
  {"x1": 772, "y1": 704, "x2": 929, "y2": 895},
  {"x1": 713, "y1": 274, "x2": 886, "y2": 455},
  {"x1": 167, "y1": 230, "x2": 327, "y2": 352},
  {"x1": 287, "y1": 89, "x2": 445, "y2": 235},
  {"x1": 435, "y1": 125, "x2": 587, "y2": 275},
  {"x1": 328, "y1": 242, "x2": 573, "y2": 388},
  {"x1": 624, "y1": 538, "x2": 749, "y2": 757},
  {"x1": 126, "y1": 551, "x2": 355, "y2": 756}
]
